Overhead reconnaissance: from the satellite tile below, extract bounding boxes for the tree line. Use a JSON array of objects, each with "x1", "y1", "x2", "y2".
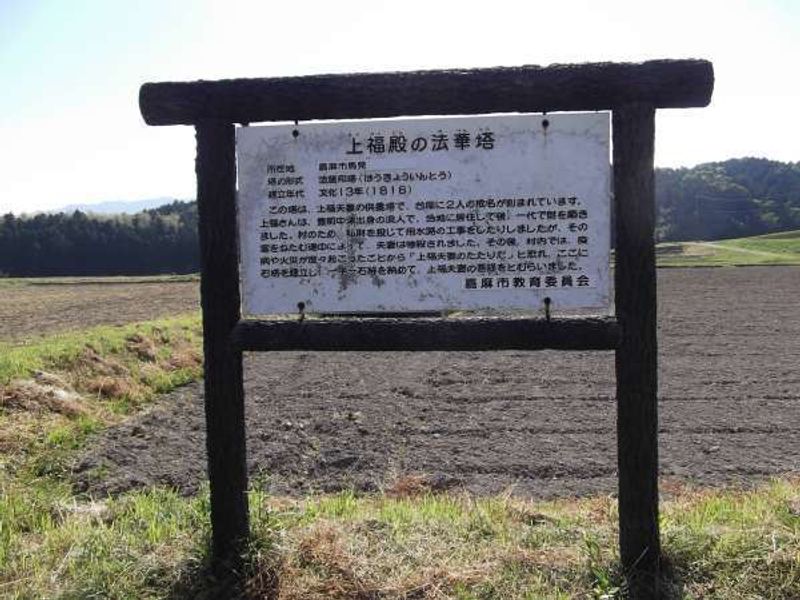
[
  {"x1": 656, "y1": 157, "x2": 800, "y2": 241},
  {"x1": 0, "y1": 201, "x2": 198, "y2": 276},
  {"x1": 1, "y1": 158, "x2": 798, "y2": 277}
]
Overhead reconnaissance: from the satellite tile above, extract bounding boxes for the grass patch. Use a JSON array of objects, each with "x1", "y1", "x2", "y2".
[
  {"x1": 0, "y1": 312, "x2": 201, "y2": 390},
  {"x1": 0, "y1": 477, "x2": 212, "y2": 599},
  {"x1": 0, "y1": 313, "x2": 202, "y2": 485},
  {"x1": 662, "y1": 479, "x2": 800, "y2": 597},
  {"x1": 0, "y1": 312, "x2": 206, "y2": 596},
  {"x1": 719, "y1": 230, "x2": 800, "y2": 256},
  {"x1": 1, "y1": 312, "x2": 799, "y2": 597},
  {"x1": 657, "y1": 229, "x2": 800, "y2": 267},
  {"x1": 2, "y1": 476, "x2": 798, "y2": 598}
]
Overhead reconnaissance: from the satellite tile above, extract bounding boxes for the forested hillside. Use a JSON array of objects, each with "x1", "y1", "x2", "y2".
[
  {"x1": 1, "y1": 158, "x2": 798, "y2": 276},
  {"x1": 0, "y1": 201, "x2": 198, "y2": 276},
  {"x1": 657, "y1": 158, "x2": 800, "y2": 240}
]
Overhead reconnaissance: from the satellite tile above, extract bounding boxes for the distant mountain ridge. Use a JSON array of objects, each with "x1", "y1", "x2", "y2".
[{"x1": 56, "y1": 197, "x2": 178, "y2": 215}]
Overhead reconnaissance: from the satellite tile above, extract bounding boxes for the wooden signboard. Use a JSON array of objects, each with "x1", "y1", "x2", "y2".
[
  {"x1": 139, "y1": 59, "x2": 714, "y2": 598},
  {"x1": 236, "y1": 113, "x2": 611, "y2": 315}
]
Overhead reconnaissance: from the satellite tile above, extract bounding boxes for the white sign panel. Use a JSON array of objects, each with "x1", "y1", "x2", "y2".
[{"x1": 237, "y1": 113, "x2": 610, "y2": 315}]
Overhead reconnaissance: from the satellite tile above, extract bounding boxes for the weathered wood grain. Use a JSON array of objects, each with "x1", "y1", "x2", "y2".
[
  {"x1": 195, "y1": 120, "x2": 249, "y2": 570},
  {"x1": 231, "y1": 316, "x2": 619, "y2": 352},
  {"x1": 141, "y1": 58, "x2": 713, "y2": 594},
  {"x1": 141, "y1": 59, "x2": 713, "y2": 125},
  {"x1": 613, "y1": 103, "x2": 661, "y2": 596}
]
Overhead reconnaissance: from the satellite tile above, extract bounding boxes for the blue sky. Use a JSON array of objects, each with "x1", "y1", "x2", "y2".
[{"x1": 1, "y1": 0, "x2": 797, "y2": 214}]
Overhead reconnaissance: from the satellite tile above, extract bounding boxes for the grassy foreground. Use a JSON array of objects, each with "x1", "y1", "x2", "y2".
[
  {"x1": 1, "y1": 316, "x2": 799, "y2": 598},
  {"x1": 657, "y1": 229, "x2": 800, "y2": 267}
]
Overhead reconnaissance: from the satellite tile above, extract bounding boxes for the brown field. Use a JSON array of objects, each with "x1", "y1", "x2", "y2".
[
  {"x1": 71, "y1": 266, "x2": 800, "y2": 498},
  {"x1": 0, "y1": 279, "x2": 199, "y2": 342}
]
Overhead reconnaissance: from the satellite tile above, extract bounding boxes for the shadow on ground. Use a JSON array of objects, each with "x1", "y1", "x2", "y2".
[{"x1": 167, "y1": 552, "x2": 279, "y2": 600}]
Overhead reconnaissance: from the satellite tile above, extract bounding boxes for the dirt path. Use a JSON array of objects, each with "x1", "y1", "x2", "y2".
[{"x1": 74, "y1": 267, "x2": 800, "y2": 498}]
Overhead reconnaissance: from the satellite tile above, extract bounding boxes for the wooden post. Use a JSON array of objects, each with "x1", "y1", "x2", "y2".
[
  {"x1": 139, "y1": 60, "x2": 711, "y2": 592},
  {"x1": 230, "y1": 316, "x2": 620, "y2": 352},
  {"x1": 195, "y1": 120, "x2": 249, "y2": 570},
  {"x1": 140, "y1": 59, "x2": 714, "y2": 125},
  {"x1": 613, "y1": 103, "x2": 660, "y2": 596}
]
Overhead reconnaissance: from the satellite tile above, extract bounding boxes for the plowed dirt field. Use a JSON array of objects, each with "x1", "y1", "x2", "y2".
[
  {"x1": 0, "y1": 279, "x2": 199, "y2": 342},
  {"x1": 73, "y1": 267, "x2": 800, "y2": 498}
]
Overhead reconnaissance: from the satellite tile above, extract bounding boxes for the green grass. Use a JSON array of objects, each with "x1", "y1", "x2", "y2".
[
  {"x1": 0, "y1": 313, "x2": 206, "y2": 597},
  {"x1": 0, "y1": 312, "x2": 201, "y2": 387},
  {"x1": 1, "y1": 476, "x2": 798, "y2": 598},
  {"x1": 0, "y1": 312, "x2": 203, "y2": 501},
  {"x1": 1, "y1": 313, "x2": 799, "y2": 597},
  {"x1": 719, "y1": 230, "x2": 800, "y2": 255},
  {"x1": 657, "y1": 229, "x2": 800, "y2": 267},
  {"x1": 0, "y1": 478, "x2": 212, "y2": 599}
]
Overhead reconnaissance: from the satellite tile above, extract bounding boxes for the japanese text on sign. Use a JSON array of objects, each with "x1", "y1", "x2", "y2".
[{"x1": 236, "y1": 113, "x2": 611, "y2": 314}]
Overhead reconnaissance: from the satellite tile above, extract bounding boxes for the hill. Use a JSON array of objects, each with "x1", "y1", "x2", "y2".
[
  {"x1": 0, "y1": 201, "x2": 198, "y2": 277},
  {"x1": 656, "y1": 229, "x2": 800, "y2": 267},
  {"x1": 656, "y1": 157, "x2": 800, "y2": 241},
  {"x1": 1, "y1": 158, "x2": 799, "y2": 276}
]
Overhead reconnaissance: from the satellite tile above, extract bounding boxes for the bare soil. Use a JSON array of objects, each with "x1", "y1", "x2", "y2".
[
  {"x1": 74, "y1": 267, "x2": 800, "y2": 498},
  {"x1": 0, "y1": 281, "x2": 199, "y2": 342}
]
